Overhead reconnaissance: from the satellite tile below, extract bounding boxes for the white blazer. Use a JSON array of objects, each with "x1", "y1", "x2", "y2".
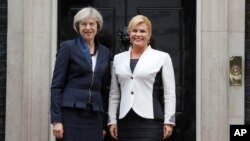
[{"x1": 108, "y1": 46, "x2": 176, "y2": 125}]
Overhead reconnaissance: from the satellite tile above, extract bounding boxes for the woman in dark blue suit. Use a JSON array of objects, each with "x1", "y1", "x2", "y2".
[{"x1": 50, "y1": 7, "x2": 110, "y2": 141}]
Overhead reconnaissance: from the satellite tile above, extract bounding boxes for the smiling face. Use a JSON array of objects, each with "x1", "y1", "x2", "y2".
[
  {"x1": 79, "y1": 17, "x2": 98, "y2": 42},
  {"x1": 129, "y1": 23, "x2": 151, "y2": 49}
]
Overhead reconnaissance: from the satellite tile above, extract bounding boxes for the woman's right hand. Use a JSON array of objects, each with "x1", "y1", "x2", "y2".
[
  {"x1": 53, "y1": 123, "x2": 64, "y2": 139},
  {"x1": 109, "y1": 124, "x2": 118, "y2": 140}
]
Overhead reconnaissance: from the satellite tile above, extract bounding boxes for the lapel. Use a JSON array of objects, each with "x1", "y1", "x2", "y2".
[
  {"x1": 76, "y1": 37, "x2": 104, "y2": 72},
  {"x1": 94, "y1": 47, "x2": 103, "y2": 72},
  {"x1": 77, "y1": 37, "x2": 92, "y2": 69},
  {"x1": 124, "y1": 48, "x2": 132, "y2": 74},
  {"x1": 128, "y1": 45, "x2": 152, "y2": 75}
]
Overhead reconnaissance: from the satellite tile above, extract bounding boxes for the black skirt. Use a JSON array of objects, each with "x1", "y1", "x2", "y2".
[
  {"x1": 57, "y1": 107, "x2": 103, "y2": 141},
  {"x1": 118, "y1": 109, "x2": 164, "y2": 141}
]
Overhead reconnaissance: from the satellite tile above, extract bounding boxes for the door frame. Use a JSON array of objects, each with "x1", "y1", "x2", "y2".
[
  {"x1": 196, "y1": 0, "x2": 201, "y2": 140},
  {"x1": 49, "y1": 0, "x2": 58, "y2": 141},
  {"x1": 196, "y1": 0, "x2": 245, "y2": 141}
]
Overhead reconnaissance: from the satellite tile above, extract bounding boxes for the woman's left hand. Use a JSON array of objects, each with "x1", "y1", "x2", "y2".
[
  {"x1": 103, "y1": 130, "x2": 106, "y2": 139},
  {"x1": 163, "y1": 124, "x2": 173, "y2": 140}
]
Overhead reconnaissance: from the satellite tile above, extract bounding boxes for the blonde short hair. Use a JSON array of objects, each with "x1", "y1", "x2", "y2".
[
  {"x1": 73, "y1": 7, "x2": 103, "y2": 33},
  {"x1": 128, "y1": 15, "x2": 152, "y2": 37}
]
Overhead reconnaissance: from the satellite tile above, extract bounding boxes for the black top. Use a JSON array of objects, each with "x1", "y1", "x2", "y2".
[{"x1": 130, "y1": 59, "x2": 139, "y2": 73}]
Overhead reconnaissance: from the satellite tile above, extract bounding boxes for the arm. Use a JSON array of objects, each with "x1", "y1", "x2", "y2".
[
  {"x1": 162, "y1": 54, "x2": 176, "y2": 139},
  {"x1": 162, "y1": 53, "x2": 176, "y2": 125},
  {"x1": 108, "y1": 58, "x2": 121, "y2": 125},
  {"x1": 108, "y1": 57, "x2": 121, "y2": 139},
  {"x1": 50, "y1": 43, "x2": 71, "y2": 124},
  {"x1": 101, "y1": 50, "x2": 111, "y2": 132}
]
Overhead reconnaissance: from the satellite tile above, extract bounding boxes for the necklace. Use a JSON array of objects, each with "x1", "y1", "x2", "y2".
[{"x1": 90, "y1": 46, "x2": 97, "y2": 56}]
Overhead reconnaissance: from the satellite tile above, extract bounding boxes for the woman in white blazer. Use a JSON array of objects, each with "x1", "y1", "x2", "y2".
[{"x1": 108, "y1": 15, "x2": 176, "y2": 141}]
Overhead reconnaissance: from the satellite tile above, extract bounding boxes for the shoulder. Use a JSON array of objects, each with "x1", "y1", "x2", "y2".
[
  {"x1": 114, "y1": 51, "x2": 128, "y2": 59},
  {"x1": 59, "y1": 38, "x2": 78, "y2": 50},
  {"x1": 60, "y1": 38, "x2": 77, "y2": 46},
  {"x1": 112, "y1": 51, "x2": 129, "y2": 65},
  {"x1": 150, "y1": 48, "x2": 170, "y2": 59},
  {"x1": 149, "y1": 48, "x2": 173, "y2": 66},
  {"x1": 98, "y1": 44, "x2": 111, "y2": 60},
  {"x1": 99, "y1": 44, "x2": 111, "y2": 53}
]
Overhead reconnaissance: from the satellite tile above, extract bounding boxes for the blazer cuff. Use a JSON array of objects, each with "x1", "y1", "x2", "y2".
[
  {"x1": 107, "y1": 119, "x2": 117, "y2": 125},
  {"x1": 51, "y1": 116, "x2": 62, "y2": 124},
  {"x1": 164, "y1": 113, "x2": 176, "y2": 126}
]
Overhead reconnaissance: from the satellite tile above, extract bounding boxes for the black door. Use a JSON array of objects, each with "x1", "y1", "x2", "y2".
[
  {"x1": 58, "y1": 0, "x2": 196, "y2": 141},
  {"x1": 0, "y1": 0, "x2": 7, "y2": 140}
]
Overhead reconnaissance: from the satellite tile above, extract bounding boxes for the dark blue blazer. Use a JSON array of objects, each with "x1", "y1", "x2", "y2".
[{"x1": 50, "y1": 37, "x2": 111, "y2": 123}]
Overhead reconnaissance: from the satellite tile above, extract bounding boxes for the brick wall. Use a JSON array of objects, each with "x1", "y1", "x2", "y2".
[{"x1": 0, "y1": 0, "x2": 7, "y2": 140}]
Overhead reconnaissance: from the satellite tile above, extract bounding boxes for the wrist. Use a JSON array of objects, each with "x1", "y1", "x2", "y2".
[{"x1": 52, "y1": 122, "x2": 61, "y2": 126}]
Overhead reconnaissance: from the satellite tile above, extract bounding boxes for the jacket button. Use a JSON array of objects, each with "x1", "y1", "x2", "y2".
[
  {"x1": 131, "y1": 92, "x2": 134, "y2": 94},
  {"x1": 131, "y1": 77, "x2": 133, "y2": 79}
]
